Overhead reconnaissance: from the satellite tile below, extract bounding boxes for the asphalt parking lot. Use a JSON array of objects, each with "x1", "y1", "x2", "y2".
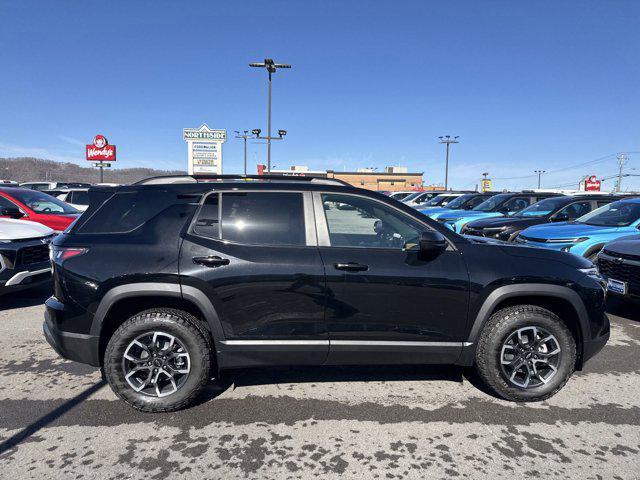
[{"x1": 0, "y1": 285, "x2": 639, "y2": 479}]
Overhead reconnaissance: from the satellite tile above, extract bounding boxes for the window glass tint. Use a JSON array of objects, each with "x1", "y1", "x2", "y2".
[
  {"x1": 503, "y1": 197, "x2": 530, "y2": 212},
  {"x1": 71, "y1": 191, "x2": 90, "y2": 205},
  {"x1": 577, "y1": 201, "x2": 640, "y2": 227},
  {"x1": 517, "y1": 197, "x2": 568, "y2": 217},
  {"x1": 322, "y1": 194, "x2": 421, "y2": 249},
  {"x1": 558, "y1": 201, "x2": 592, "y2": 219},
  {"x1": 220, "y1": 192, "x2": 305, "y2": 245},
  {"x1": 9, "y1": 189, "x2": 78, "y2": 214},
  {"x1": 192, "y1": 194, "x2": 220, "y2": 239},
  {"x1": 473, "y1": 193, "x2": 512, "y2": 211},
  {"x1": 79, "y1": 190, "x2": 176, "y2": 233},
  {"x1": 0, "y1": 196, "x2": 17, "y2": 209}
]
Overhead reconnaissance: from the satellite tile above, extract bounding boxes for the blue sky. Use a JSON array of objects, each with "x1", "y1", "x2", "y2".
[{"x1": 1, "y1": 0, "x2": 639, "y2": 191}]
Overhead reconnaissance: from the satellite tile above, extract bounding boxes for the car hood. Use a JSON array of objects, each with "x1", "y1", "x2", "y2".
[
  {"x1": 465, "y1": 234, "x2": 593, "y2": 268},
  {"x1": 520, "y1": 222, "x2": 620, "y2": 239},
  {"x1": 602, "y1": 234, "x2": 640, "y2": 257},
  {"x1": 0, "y1": 218, "x2": 54, "y2": 240},
  {"x1": 418, "y1": 207, "x2": 453, "y2": 215},
  {"x1": 444, "y1": 211, "x2": 502, "y2": 221},
  {"x1": 466, "y1": 215, "x2": 544, "y2": 229}
]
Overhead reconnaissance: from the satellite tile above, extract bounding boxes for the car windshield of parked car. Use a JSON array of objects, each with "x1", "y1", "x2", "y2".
[
  {"x1": 423, "y1": 194, "x2": 456, "y2": 207},
  {"x1": 473, "y1": 194, "x2": 512, "y2": 212},
  {"x1": 401, "y1": 192, "x2": 422, "y2": 202},
  {"x1": 443, "y1": 194, "x2": 477, "y2": 209},
  {"x1": 515, "y1": 197, "x2": 568, "y2": 217},
  {"x1": 576, "y1": 201, "x2": 640, "y2": 227},
  {"x1": 10, "y1": 189, "x2": 79, "y2": 214}
]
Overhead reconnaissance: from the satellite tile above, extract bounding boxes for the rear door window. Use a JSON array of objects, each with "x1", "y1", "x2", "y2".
[{"x1": 192, "y1": 191, "x2": 307, "y2": 246}]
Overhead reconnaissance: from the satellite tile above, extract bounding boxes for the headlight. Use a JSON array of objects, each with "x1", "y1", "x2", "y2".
[
  {"x1": 547, "y1": 237, "x2": 589, "y2": 243},
  {"x1": 579, "y1": 266, "x2": 603, "y2": 282}
]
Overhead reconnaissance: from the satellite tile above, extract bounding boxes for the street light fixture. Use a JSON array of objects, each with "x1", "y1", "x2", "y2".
[
  {"x1": 438, "y1": 136, "x2": 459, "y2": 190},
  {"x1": 250, "y1": 58, "x2": 291, "y2": 173},
  {"x1": 534, "y1": 170, "x2": 546, "y2": 189},
  {"x1": 235, "y1": 130, "x2": 251, "y2": 176}
]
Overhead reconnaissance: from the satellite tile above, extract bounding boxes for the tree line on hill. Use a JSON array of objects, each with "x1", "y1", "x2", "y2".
[{"x1": 0, "y1": 157, "x2": 187, "y2": 184}]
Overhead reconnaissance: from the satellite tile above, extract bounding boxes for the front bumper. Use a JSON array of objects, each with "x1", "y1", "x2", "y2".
[
  {"x1": 44, "y1": 296, "x2": 100, "y2": 366},
  {"x1": 581, "y1": 314, "x2": 610, "y2": 366},
  {"x1": 0, "y1": 261, "x2": 51, "y2": 292}
]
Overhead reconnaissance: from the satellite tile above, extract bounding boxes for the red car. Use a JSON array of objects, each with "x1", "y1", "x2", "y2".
[{"x1": 0, "y1": 187, "x2": 80, "y2": 232}]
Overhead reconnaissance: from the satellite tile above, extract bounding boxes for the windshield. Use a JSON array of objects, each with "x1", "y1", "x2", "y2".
[
  {"x1": 401, "y1": 192, "x2": 422, "y2": 202},
  {"x1": 390, "y1": 192, "x2": 411, "y2": 200},
  {"x1": 444, "y1": 194, "x2": 478, "y2": 209},
  {"x1": 516, "y1": 197, "x2": 569, "y2": 217},
  {"x1": 473, "y1": 194, "x2": 512, "y2": 212},
  {"x1": 576, "y1": 201, "x2": 640, "y2": 227},
  {"x1": 423, "y1": 194, "x2": 457, "y2": 207},
  {"x1": 10, "y1": 190, "x2": 79, "y2": 214}
]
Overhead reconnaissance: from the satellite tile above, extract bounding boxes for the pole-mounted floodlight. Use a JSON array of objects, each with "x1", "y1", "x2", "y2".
[
  {"x1": 278, "y1": 129, "x2": 287, "y2": 137},
  {"x1": 534, "y1": 170, "x2": 546, "y2": 189},
  {"x1": 438, "y1": 135, "x2": 460, "y2": 190},
  {"x1": 250, "y1": 58, "x2": 291, "y2": 173},
  {"x1": 252, "y1": 128, "x2": 261, "y2": 136}
]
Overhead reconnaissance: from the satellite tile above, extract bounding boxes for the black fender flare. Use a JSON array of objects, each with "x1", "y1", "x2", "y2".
[
  {"x1": 90, "y1": 282, "x2": 226, "y2": 352},
  {"x1": 459, "y1": 283, "x2": 588, "y2": 365}
]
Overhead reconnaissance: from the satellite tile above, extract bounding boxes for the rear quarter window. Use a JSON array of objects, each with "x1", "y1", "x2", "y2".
[{"x1": 77, "y1": 190, "x2": 177, "y2": 234}]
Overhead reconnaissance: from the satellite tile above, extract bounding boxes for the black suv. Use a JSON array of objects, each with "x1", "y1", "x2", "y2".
[
  {"x1": 462, "y1": 195, "x2": 624, "y2": 242},
  {"x1": 597, "y1": 235, "x2": 640, "y2": 305},
  {"x1": 44, "y1": 175, "x2": 609, "y2": 412}
]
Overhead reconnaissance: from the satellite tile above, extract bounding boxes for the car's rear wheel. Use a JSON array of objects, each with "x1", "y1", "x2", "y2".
[
  {"x1": 104, "y1": 308, "x2": 211, "y2": 412},
  {"x1": 474, "y1": 305, "x2": 576, "y2": 402}
]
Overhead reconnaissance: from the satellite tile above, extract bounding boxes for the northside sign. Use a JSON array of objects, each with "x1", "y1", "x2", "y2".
[{"x1": 183, "y1": 125, "x2": 226, "y2": 141}]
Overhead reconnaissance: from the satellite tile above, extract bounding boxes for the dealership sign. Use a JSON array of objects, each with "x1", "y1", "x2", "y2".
[
  {"x1": 183, "y1": 124, "x2": 226, "y2": 174},
  {"x1": 584, "y1": 175, "x2": 601, "y2": 191},
  {"x1": 86, "y1": 135, "x2": 116, "y2": 161}
]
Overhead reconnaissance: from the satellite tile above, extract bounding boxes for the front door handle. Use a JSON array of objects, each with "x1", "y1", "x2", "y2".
[
  {"x1": 193, "y1": 255, "x2": 230, "y2": 267},
  {"x1": 334, "y1": 262, "x2": 369, "y2": 272}
]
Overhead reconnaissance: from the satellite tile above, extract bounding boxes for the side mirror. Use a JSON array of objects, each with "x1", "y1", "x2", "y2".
[
  {"x1": 419, "y1": 230, "x2": 447, "y2": 258},
  {"x1": 0, "y1": 207, "x2": 24, "y2": 219},
  {"x1": 551, "y1": 212, "x2": 569, "y2": 222},
  {"x1": 498, "y1": 206, "x2": 510, "y2": 214}
]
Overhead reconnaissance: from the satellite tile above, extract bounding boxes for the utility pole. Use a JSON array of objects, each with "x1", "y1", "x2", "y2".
[
  {"x1": 616, "y1": 153, "x2": 628, "y2": 192},
  {"x1": 249, "y1": 59, "x2": 291, "y2": 173},
  {"x1": 234, "y1": 130, "x2": 251, "y2": 175},
  {"x1": 438, "y1": 136, "x2": 459, "y2": 190},
  {"x1": 534, "y1": 170, "x2": 546, "y2": 189}
]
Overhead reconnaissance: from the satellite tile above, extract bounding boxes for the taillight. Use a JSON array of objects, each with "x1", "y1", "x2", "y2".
[{"x1": 50, "y1": 246, "x2": 89, "y2": 263}]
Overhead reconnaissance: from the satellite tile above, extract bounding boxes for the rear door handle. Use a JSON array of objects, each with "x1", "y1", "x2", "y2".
[
  {"x1": 334, "y1": 262, "x2": 369, "y2": 272},
  {"x1": 193, "y1": 255, "x2": 230, "y2": 267}
]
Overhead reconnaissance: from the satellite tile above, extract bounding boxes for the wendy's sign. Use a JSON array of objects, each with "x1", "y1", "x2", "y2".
[{"x1": 86, "y1": 135, "x2": 116, "y2": 161}]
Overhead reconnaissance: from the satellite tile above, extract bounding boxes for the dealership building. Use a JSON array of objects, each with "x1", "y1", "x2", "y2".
[{"x1": 258, "y1": 165, "x2": 439, "y2": 192}]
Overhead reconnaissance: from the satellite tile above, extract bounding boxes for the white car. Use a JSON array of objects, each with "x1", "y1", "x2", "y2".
[
  {"x1": 0, "y1": 218, "x2": 53, "y2": 294},
  {"x1": 54, "y1": 188, "x2": 89, "y2": 212},
  {"x1": 20, "y1": 182, "x2": 91, "y2": 191}
]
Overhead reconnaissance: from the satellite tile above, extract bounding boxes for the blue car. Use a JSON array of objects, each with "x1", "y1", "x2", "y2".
[
  {"x1": 417, "y1": 192, "x2": 496, "y2": 218},
  {"x1": 516, "y1": 198, "x2": 640, "y2": 260},
  {"x1": 436, "y1": 192, "x2": 562, "y2": 232}
]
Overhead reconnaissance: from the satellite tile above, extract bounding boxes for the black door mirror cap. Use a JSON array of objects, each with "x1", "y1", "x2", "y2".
[
  {"x1": 551, "y1": 213, "x2": 570, "y2": 222},
  {"x1": 419, "y1": 230, "x2": 447, "y2": 258}
]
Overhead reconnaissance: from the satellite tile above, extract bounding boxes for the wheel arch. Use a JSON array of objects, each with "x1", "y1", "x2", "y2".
[
  {"x1": 461, "y1": 284, "x2": 589, "y2": 368},
  {"x1": 92, "y1": 283, "x2": 225, "y2": 365}
]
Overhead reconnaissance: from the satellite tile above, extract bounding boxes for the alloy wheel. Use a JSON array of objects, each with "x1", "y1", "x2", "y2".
[
  {"x1": 500, "y1": 326, "x2": 561, "y2": 389},
  {"x1": 122, "y1": 331, "x2": 191, "y2": 397}
]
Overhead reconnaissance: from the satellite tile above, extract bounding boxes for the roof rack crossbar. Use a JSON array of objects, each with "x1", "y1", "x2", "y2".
[{"x1": 134, "y1": 174, "x2": 352, "y2": 187}]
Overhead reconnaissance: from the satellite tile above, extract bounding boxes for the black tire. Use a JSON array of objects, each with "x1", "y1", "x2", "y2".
[
  {"x1": 104, "y1": 308, "x2": 212, "y2": 412},
  {"x1": 474, "y1": 305, "x2": 576, "y2": 402}
]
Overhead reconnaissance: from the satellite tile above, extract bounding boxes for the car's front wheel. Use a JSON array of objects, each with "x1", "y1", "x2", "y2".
[
  {"x1": 104, "y1": 308, "x2": 211, "y2": 412},
  {"x1": 474, "y1": 305, "x2": 576, "y2": 402}
]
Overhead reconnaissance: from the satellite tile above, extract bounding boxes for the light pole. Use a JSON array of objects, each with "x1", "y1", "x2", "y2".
[
  {"x1": 534, "y1": 170, "x2": 546, "y2": 189},
  {"x1": 234, "y1": 130, "x2": 251, "y2": 176},
  {"x1": 251, "y1": 128, "x2": 287, "y2": 173},
  {"x1": 249, "y1": 58, "x2": 291, "y2": 173},
  {"x1": 438, "y1": 136, "x2": 459, "y2": 190}
]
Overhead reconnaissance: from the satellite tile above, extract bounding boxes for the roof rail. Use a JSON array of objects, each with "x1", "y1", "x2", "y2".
[{"x1": 134, "y1": 174, "x2": 352, "y2": 187}]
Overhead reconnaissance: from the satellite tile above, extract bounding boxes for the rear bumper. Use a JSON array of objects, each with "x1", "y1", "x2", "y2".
[{"x1": 44, "y1": 297, "x2": 100, "y2": 366}]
